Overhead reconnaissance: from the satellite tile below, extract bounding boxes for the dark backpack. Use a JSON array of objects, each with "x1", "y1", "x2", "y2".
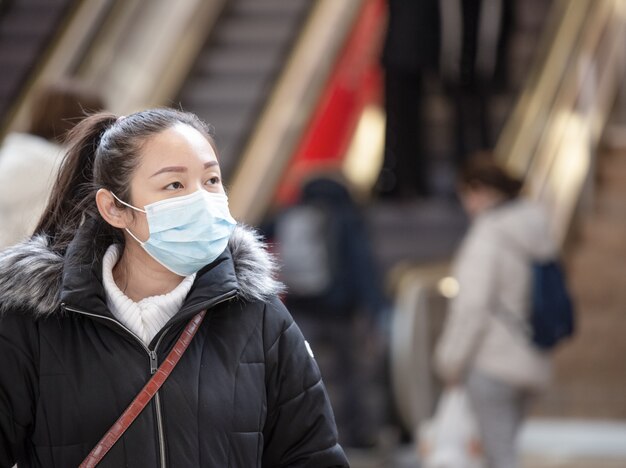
[{"x1": 529, "y1": 260, "x2": 575, "y2": 350}]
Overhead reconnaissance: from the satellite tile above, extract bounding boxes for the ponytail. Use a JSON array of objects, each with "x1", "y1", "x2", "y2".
[{"x1": 35, "y1": 113, "x2": 117, "y2": 253}]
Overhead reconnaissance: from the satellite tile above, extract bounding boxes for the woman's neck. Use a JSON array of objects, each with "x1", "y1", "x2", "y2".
[{"x1": 112, "y1": 242, "x2": 184, "y2": 302}]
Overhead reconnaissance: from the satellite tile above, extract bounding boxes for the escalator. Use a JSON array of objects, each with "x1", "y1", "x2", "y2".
[
  {"x1": 0, "y1": 0, "x2": 79, "y2": 129},
  {"x1": 176, "y1": 0, "x2": 312, "y2": 181},
  {"x1": 0, "y1": 0, "x2": 366, "y2": 223}
]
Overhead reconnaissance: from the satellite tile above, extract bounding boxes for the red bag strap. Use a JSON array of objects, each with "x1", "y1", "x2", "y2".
[{"x1": 80, "y1": 310, "x2": 206, "y2": 468}]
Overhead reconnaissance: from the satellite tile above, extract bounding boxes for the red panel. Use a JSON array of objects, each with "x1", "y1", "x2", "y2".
[{"x1": 274, "y1": 0, "x2": 386, "y2": 205}]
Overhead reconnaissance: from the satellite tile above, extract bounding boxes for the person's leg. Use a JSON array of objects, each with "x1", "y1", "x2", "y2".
[
  {"x1": 466, "y1": 371, "x2": 527, "y2": 468},
  {"x1": 379, "y1": 69, "x2": 429, "y2": 197},
  {"x1": 332, "y1": 316, "x2": 378, "y2": 447},
  {"x1": 451, "y1": 86, "x2": 470, "y2": 168},
  {"x1": 452, "y1": 87, "x2": 486, "y2": 168},
  {"x1": 477, "y1": 86, "x2": 492, "y2": 150}
]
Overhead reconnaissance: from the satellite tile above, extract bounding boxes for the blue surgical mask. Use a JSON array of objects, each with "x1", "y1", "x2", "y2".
[{"x1": 111, "y1": 190, "x2": 236, "y2": 276}]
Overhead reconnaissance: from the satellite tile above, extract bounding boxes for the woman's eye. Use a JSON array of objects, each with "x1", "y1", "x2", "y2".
[
  {"x1": 207, "y1": 176, "x2": 221, "y2": 185},
  {"x1": 165, "y1": 181, "x2": 184, "y2": 190}
]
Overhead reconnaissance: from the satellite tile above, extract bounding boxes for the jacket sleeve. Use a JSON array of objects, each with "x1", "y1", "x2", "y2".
[
  {"x1": 0, "y1": 313, "x2": 38, "y2": 467},
  {"x1": 345, "y1": 213, "x2": 388, "y2": 319},
  {"x1": 261, "y1": 297, "x2": 349, "y2": 468},
  {"x1": 434, "y1": 225, "x2": 499, "y2": 382}
]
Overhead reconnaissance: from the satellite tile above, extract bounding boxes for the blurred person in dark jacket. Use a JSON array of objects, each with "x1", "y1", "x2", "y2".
[
  {"x1": 440, "y1": 0, "x2": 514, "y2": 166},
  {"x1": 377, "y1": 0, "x2": 513, "y2": 198},
  {"x1": 272, "y1": 175, "x2": 389, "y2": 448},
  {"x1": 378, "y1": 0, "x2": 440, "y2": 198}
]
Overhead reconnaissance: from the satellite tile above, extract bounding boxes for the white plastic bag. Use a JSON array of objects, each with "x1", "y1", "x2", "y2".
[{"x1": 419, "y1": 388, "x2": 485, "y2": 468}]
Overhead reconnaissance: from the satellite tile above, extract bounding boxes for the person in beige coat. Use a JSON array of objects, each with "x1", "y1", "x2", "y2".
[
  {"x1": 434, "y1": 158, "x2": 556, "y2": 468},
  {"x1": 0, "y1": 80, "x2": 103, "y2": 249}
]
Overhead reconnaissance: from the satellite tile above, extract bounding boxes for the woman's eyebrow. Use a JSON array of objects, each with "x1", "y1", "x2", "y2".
[
  {"x1": 150, "y1": 166, "x2": 187, "y2": 177},
  {"x1": 151, "y1": 161, "x2": 218, "y2": 177}
]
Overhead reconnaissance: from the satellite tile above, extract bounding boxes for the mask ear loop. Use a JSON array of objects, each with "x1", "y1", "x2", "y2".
[
  {"x1": 110, "y1": 192, "x2": 146, "y2": 213},
  {"x1": 109, "y1": 191, "x2": 148, "y2": 244}
]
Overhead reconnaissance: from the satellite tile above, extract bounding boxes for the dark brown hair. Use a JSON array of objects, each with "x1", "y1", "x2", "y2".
[
  {"x1": 28, "y1": 80, "x2": 105, "y2": 142},
  {"x1": 459, "y1": 155, "x2": 523, "y2": 200},
  {"x1": 35, "y1": 108, "x2": 217, "y2": 258}
]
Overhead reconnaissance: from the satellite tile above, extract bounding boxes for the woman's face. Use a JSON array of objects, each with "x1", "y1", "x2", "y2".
[
  {"x1": 459, "y1": 185, "x2": 502, "y2": 219},
  {"x1": 126, "y1": 123, "x2": 224, "y2": 242}
]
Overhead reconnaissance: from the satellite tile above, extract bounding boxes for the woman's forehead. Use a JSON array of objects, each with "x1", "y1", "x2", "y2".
[{"x1": 137, "y1": 123, "x2": 218, "y2": 172}]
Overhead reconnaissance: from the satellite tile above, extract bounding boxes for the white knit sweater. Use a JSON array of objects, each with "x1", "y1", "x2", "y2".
[{"x1": 102, "y1": 245, "x2": 196, "y2": 345}]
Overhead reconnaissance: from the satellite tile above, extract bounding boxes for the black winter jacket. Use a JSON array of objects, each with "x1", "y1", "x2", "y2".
[{"x1": 0, "y1": 225, "x2": 348, "y2": 467}]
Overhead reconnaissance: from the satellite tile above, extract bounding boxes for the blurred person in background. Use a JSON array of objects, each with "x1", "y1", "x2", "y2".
[
  {"x1": 0, "y1": 108, "x2": 348, "y2": 467},
  {"x1": 271, "y1": 175, "x2": 389, "y2": 448},
  {"x1": 0, "y1": 79, "x2": 104, "y2": 248},
  {"x1": 377, "y1": 0, "x2": 514, "y2": 199},
  {"x1": 434, "y1": 156, "x2": 555, "y2": 468},
  {"x1": 377, "y1": 0, "x2": 440, "y2": 199},
  {"x1": 440, "y1": 0, "x2": 514, "y2": 168}
]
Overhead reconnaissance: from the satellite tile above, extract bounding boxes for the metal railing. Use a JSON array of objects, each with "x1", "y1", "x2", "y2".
[
  {"x1": 496, "y1": 0, "x2": 626, "y2": 244},
  {"x1": 228, "y1": 0, "x2": 364, "y2": 223},
  {"x1": 4, "y1": 0, "x2": 227, "y2": 131}
]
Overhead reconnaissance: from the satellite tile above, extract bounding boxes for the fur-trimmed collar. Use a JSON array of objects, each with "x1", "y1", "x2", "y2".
[{"x1": 0, "y1": 225, "x2": 283, "y2": 317}]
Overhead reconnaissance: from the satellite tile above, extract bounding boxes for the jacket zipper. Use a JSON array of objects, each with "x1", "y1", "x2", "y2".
[
  {"x1": 151, "y1": 331, "x2": 169, "y2": 468},
  {"x1": 61, "y1": 290, "x2": 237, "y2": 467},
  {"x1": 62, "y1": 305, "x2": 171, "y2": 467}
]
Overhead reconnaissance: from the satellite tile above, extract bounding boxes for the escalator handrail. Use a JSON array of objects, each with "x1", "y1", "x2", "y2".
[
  {"x1": 227, "y1": 0, "x2": 364, "y2": 224},
  {"x1": 496, "y1": 0, "x2": 626, "y2": 243}
]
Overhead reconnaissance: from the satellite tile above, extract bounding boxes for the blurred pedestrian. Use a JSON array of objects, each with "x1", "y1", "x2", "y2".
[
  {"x1": 434, "y1": 156, "x2": 555, "y2": 468},
  {"x1": 0, "y1": 108, "x2": 348, "y2": 467},
  {"x1": 272, "y1": 175, "x2": 389, "y2": 448},
  {"x1": 0, "y1": 79, "x2": 104, "y2": 248},
  {"x1": 440, "y1": 0, "x2": 514, "y2": 166},
  {"x1": 377, "y1": 0, "x2": 440, "y2": 198},
  {"x1": 378, "y1": 0, "x2": 515, "y2": 200}
]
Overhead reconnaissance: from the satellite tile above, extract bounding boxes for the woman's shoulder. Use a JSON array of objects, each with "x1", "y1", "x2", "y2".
[
  {"x1": 0, "y1": 308, "x2": 41, "y2": 364},
  {"x1": 475, "y1": 199, "x2": 556, "y2": 258},
  {"x1": 502, "y1": 198, "x2": 548, "y2": 220},
  {"x1": 258, "y1": 296, "x2": 295, "y2": 345},
  {"x1": 0, "y1": 235, "x2": 64, "y2": 318},
  {"x1": 473, "y1": 199, "x2": 547, "y2": 235},
  {"x1": 232, "y1": 294, "x2": 303, "y2": 356},
  {"x1": 228, "y1": 225, "x2": 285, "y2": 303}
]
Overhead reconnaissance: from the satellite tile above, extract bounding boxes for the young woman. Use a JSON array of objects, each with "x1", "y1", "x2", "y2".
[
  {"x1": 434, "y1": 158, "x2": 556, "y2": 468},
  {"x1": 0, "y1": 108, "x2": 348, "y2": 467}
]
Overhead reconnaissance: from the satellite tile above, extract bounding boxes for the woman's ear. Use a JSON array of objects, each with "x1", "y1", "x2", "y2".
[{"x1": 95, "y1": 188, "x2": 131, "y2": 228}]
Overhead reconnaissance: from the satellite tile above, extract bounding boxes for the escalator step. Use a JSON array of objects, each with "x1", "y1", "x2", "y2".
[
  {"x1": 180, "y1": 76, "x2": 267, "y2": 106},
  {"x1": 231, "y1": 0, "x2": 309, "y2": 17},
  {"x1": 0, "y1": 21, "x2": 58, "y2": 38},
  {"x1": 188, "y1": 106, "x2": 256, "y2": 138},
  {"x1": 176, "y1": 0, "x2": 313, "y2": 180},
  {"x1": 194, "y1": 48, "x2": 283, "y2": 76},
  {"x1": 212, "y1": 17, "x2": 299, "y2": 46}
]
